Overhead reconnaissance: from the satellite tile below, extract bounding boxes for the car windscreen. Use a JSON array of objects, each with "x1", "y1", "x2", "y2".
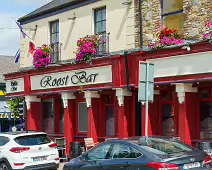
[
  {"x1": 14, "y1": 134, "x2": 51, "y2": 146},
  {"x1": 138, "y1": 138, "x2": 193, "y2": 155}
]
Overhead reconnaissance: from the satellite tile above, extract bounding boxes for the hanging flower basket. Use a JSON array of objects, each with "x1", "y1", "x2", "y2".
[
  {"x1": 74, "y1": 34, "x2": 104, "y2": 62},
  {"x1": 148, "y1": 26, "x2": 184, "y2": 50},
  {"x1": 202, "y1": 21, "x2": 212, "y2": 41},
  {"x1": 33, "y1": 44, "x2": 51, "y2": 69}
]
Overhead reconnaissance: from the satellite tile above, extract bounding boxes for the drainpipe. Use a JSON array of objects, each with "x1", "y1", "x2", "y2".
[
  {"x1": 139, "y1": 0, "x2": 143, "y2": 48},
  {"x1": 138, "y1": 0, "x2": 143, "y2": 136},
  {"x1": 124, "y1": 51, "x2": 131, "y2": 92}
]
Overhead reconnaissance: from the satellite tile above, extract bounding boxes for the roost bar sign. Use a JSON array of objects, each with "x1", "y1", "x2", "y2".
[{"x1": 30, "y1": 65, "x2": 112, "y2": 90}]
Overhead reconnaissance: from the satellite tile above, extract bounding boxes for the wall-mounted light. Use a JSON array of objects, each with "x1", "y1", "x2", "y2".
[
  {"x1": 122, "y1": 0, "x2": 132, "y2": 5},
  {"x1": 182, "y1": 45, "x2": 191, "y2": 51},
  {"x1": 68, "y1": 12, "x2": 76, "y2": 20}
]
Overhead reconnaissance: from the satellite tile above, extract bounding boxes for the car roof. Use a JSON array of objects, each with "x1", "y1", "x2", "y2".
[
  {"x1": 0, "y1": 131, "x2": 47, "y2": 138},
  {"x1": 105, "y1": 136, "x2": 179, "y2": 145}
]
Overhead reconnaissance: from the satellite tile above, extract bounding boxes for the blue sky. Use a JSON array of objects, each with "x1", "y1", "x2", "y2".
[{"x1": 0, "y1": 0, "x2": 52, "y2": 56}]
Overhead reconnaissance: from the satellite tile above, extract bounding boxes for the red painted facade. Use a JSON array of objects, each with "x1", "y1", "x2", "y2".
[{"x1": 5, "y1": 42, "x2": 212, "y2": 155}]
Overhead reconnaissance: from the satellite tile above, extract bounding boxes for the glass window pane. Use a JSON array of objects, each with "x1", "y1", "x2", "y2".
[
  {"x1": 164, "y1": 13, "x2": 184, "y2": 33},
  {"x1": 51, "y1": 22, "x2": 57, "y2": 34},
  {"x1": 56, "y1": 22, "x2": 59, "y2": 32},
  {"x1": 162, "y1": 104, "x2": 174, "y2": 137},
  {"x1": 42, "y1": 101, "x2": 54, "y2": 134},
  {"x1": 79, "y1": 102, "x2": 88, "y2": 132},
  {"x1": 87, "y1": 144, "x2": 111, "y2": 160},
  {"x1": 111, "y1": 144, "x2": 131, "y2": 159},
  {"x1": 106, "y1": 106, "x2": 115, "y2": 136},
  {"x1": 51, "y1": 33, "x2": 57, "y2": 44},
  {"x1": 200, "y1": 89, "x2": 210, "y2": 99},
  {"x1": 200, "y1": 102, "x2": 212, "y2": 139},
  {"x1": 102, "y1": 20, "x2": 106, "y2": 32},
  {"x1": 96, "y1": 22, "x2": 102, "y2": 33},
  {"x1": 163, "y1": 0, "x2": 183, "y2": 14},
  {"x1": 162, "y1": 91, "x2": 169, "y2": 101},
  {"x1": 102, "y1": 8, "x2": 106, "y2": 20},
  {"x1": 96, "y1": 10, "x2": 102, "y2": 22}
]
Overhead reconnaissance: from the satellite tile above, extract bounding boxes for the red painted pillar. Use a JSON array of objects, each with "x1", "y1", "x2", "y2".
[
  {"x1": 54, "y1": 97, "x2": 61, "y2": 134},
  {"x1": 116, "y1": 89, "x2": 132, "y2": 139},
  {"x1": 64, "y1": 100, "x2": 75, "y2": 155},
  {"x1": 178, "y1": 93, "x2": 198, "y2": 145},
  {"x1": 117, "y1": 105, "x2": 128, "y2": 138},
  {"x1": 26, "y1": 102, "x2": 42, "y2": 131},
  {"x1": 176, "y1": 84, "x2": 198, "y2": 146},
  {"x1": 85, "y1": 91, "x2": 100, "y2": 143},
  {"x1": 131, "y1": 92, "x2": 137, "y2": 136},
  {"x1": 87, "y1": 98, "x2": 99, "y2": 143}
]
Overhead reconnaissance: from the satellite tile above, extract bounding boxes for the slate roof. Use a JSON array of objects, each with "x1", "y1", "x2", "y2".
[
  {"x1": 0, "y1": 56, "x2": 18, "y2": 83},
  {"x1": 18, "y1": 0, "x2": 81, "y2": 22}
]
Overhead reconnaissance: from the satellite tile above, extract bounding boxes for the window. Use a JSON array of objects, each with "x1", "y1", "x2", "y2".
[
  {"x1": 50, "y1": 20, "x2": 60, "y2": 63},
  {"x1": 78, "y1": 102, "x2": 88, "y2": 132},
  {"x1": 15, "y1": 134, "x2": 51, "y2": 146},
  {"x1": 162, "y1": 0, "x2": 184, "y2": 32},
  {"x1": 0, "y1": 136, "x2": 9, "y2": 146},
  {"x1": 60, "y1": 99, "x2": 64, "y2": 134},
  {"x1": 139, "y1": 138, "x2": 192, "y2": 156},
  {"x1": 87, "y1": 144, "x2": 112, "y2": 160},
  {"x1": 94, "y1": 7, "x2": 107, "y2": 54},
  {"x1": 111, "y1": 144, "x2": 131, "y2": 159},
  {"x1": 94, "y1": 7, "x2": 106, "y2": 34}
]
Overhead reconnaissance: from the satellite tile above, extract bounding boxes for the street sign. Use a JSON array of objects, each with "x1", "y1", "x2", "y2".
[
  {"x1": 138, "y1": 61, "x2": 154, "y2": 102},
  {"x1": 138, "y1": 61, "x2": 155, "y2": 138}
]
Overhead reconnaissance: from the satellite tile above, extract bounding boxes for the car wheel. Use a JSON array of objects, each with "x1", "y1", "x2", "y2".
[{"x1": 0, "y1": 162, "x2": 10, "y2": 170}]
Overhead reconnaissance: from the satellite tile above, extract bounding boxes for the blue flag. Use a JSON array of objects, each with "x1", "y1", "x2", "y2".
[
  {"x1": 15, "y1": 49, "x2": 20, "y2": 63},
  {"x1": 15, "y1": 21, "x2": 28, "y2": 39}
]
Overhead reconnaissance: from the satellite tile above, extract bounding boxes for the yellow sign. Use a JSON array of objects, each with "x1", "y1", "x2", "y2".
[
  {"x1": 0, "y1": 90, "x2": 6, "y2": 96},
  {"x1": 0, "y1": 113, "x2": 19, "y2": 119}
]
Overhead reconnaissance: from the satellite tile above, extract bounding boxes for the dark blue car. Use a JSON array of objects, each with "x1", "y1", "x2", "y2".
[{"x1": 63, "y1": 136, "x2": 212, "y2": 170}]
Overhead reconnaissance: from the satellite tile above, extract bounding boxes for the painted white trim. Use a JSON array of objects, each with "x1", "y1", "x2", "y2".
[
  {"x1": 115, "y1": 88, "x2": 132, "y2": 106},
  {"x1": 25, "y1": 96, "x2": 41, "y2": 110},
  {"x1": 61, "y1": 92, "x2": 76, "y2": 108},
  {"x1": 175, "y1": 83, "x2": 197, "y2": 104},
  {"x1": 84, "y1": 91, "x2": 100, "y2": 107}
]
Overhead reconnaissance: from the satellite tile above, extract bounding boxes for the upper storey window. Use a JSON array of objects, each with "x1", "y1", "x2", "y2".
[
  {"x1": 50, "y1": 20, "x2": 60, "y2": 63},
  {"x1": 162, "y1": 0, "x2": 184, "y2": 33}
]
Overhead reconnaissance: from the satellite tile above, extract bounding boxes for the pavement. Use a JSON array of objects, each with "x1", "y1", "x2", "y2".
[{"x1": 58, "y1": 163, "x2": 65, "y2": 170}]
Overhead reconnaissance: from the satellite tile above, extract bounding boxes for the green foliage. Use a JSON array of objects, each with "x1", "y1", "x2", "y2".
[{"x1": 7, "y1": 98, "x2": 24, "y2": 116}]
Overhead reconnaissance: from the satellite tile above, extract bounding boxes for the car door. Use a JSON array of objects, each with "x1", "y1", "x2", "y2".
[
  {"x1": 76, "y1": 143, "x2": 113, "y2": 170},
  {"x1": 97, "y1": 144, "x2": 132, "y2": 170},
  {"x1": 97, "y1": 144, "x2": 149, "y2": 170}
]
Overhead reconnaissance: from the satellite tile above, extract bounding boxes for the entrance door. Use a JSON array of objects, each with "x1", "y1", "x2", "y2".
[
  {"x1": 42, "y1": 101, "x2": 53, "y2": 134},
  {"x1": 162, "y1": 104, "x2": 174, "y2": 137},
  {"x1": 106, "y1": 106, "x2": 115, "y2": 137}
]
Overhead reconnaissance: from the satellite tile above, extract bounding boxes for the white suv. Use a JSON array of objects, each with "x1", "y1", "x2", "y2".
[{"x1": 0, "y1": 131, "x2": 59, "y2": 170}]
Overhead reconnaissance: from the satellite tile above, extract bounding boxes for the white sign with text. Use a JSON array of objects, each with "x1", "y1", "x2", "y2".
[
  {"x1": 6, "y1": 78, "x2": 25, "y2": 94},
  {"x1": 30, "y1": 65, "x2": 112, "y2": 90}
]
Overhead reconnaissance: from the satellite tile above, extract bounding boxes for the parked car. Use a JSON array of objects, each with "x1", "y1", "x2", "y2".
[
  {"x1": 63, "y1": 136, "x2": 212, "y2": 170},
  {"x1": 0, "y1": 131, "x2": 59, "y2": 170}
]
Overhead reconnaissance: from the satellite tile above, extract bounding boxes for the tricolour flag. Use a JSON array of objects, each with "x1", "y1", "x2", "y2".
[
  {"x1": 15, "y1": 21, "x2": 28, "y2": 39},
  {"x1": 29, "y1": 41, "x2": 36, "y2": 54},
  {"x1": 15, "y1": 49, "x2": 20, "y2": 63}
]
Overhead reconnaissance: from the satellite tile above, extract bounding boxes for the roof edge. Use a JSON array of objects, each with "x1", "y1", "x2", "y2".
[{"x1": 18, "y1": 0, "x2": 86, "y2": 23}]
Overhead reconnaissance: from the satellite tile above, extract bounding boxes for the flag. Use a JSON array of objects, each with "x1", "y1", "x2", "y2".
[
  {"x1": 15, "y1": 21, "x2": 28, "y2": 39},
  {"x1": 15, "y1": 49, "x2": 20, "y2": 63},
  {"x1": 29, "y1": 41, "x2": 36, "y2": 54}
]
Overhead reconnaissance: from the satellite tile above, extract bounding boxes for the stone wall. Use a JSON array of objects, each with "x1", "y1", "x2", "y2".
[{"x1": 134, "y1": 0, "x2": 211, "y2": 47}]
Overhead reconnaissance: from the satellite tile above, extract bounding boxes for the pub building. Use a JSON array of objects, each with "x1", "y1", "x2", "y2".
[{"x1": 5, "y1": 41, "x2": 212, "y2": 155}]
